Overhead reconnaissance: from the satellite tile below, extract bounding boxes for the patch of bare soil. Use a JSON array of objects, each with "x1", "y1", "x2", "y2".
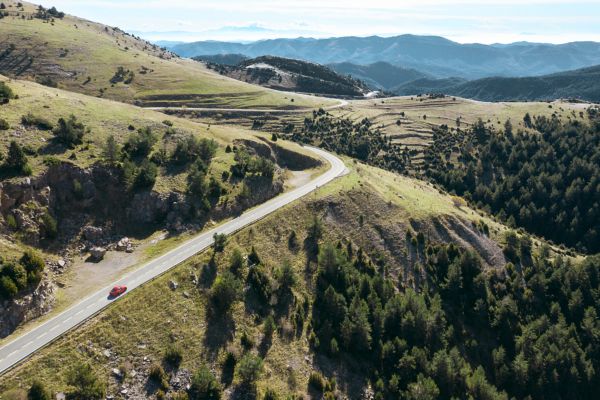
[{"x1": 285, "y1": 170, "x2": 312, "y2": 189}]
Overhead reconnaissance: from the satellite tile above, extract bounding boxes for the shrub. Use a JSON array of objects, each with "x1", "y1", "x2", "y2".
[
  {"x1": 188, "y1": 365, "x2": 222, "y2": 400},
  {"x1": 124, "y1": 127, "x2": 157, "y2": 158},
  {"x1": 263, "y1": 315, "x2": 276, "y2": 339},
  {"x1": 66, "y1": 363, "x2": 105, "y2": 400},
  {"x1": 41, "y1": 212, "x2": 58, "y2": 239},
  {"x1": 134, "y1": 159, "x2": 158, "y2": 189},
  {"x1": 213, "y1": 233, "x2": 227, "y2": 253},
  {"x1": 0, "y1": 81, "x2": 14, "y2": 104},
  {"x1": 102, "y1": 135, "x2": 120, "y2": 164},
  {"x1": 276, "y1": 260, "x2": 296, "y2": 293},
  {"x1": 308, "y1": 371, "x2": 326, "y2": 392},
  {"x1": 21, "y1": 113, "x2": 53, "y2": 130},
  {"x1": 54, "y1": 115, "x2": 86, "y2": 147},
  {"x1": 28, "y1": 380, "x2": 51, "y2": 400},
  {"x1": 172, "y1": 135, "x2": 218, "y2": 165},
  {"x1": 149, "y1": 363, "x2": 169, "y2": 391},
  {"x1": 210, "y1": 272, "x2": 241, "y2": 314},
  {"x1": 4, "y1": 141, "x2": 30, "y2": 174},
  {"x1": 263, "y1": 388, "x2": 279, "y2": 400},
  {"x1": 236, "y1": 354, "x2": 263, "y2": 385},
  {"x1": 0, "y1": 275, "x2": 18, "y2": 300},
  {"x1": 0, "y1": 118, "x2": 9, "y2": 130},
  {"x1": 164, "y1": 344, "x2": 183, "y2": 368},
  {"x1": 6, "y1": 213, "x2": 17, "y2": 230},
  {"x1": 229, "y1": 248, "x2": 244, "y2": 276}
]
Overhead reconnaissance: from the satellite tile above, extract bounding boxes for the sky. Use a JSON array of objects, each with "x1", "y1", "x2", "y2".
[{"x1": 41, "y1": 0, "x2": 600, "y2": 44}]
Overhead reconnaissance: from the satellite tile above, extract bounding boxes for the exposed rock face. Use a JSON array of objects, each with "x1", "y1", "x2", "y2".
[
  {"x1": 82, "y1": 225, "x2": 104, "y2": 241},
  {"x1": 0, "y1": 277, "x2": 56, "y2": 338}
]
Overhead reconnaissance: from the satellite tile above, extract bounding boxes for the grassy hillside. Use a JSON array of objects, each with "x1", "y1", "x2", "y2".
[
  {"x1": 0, "y1": 1, "x2": 334, "y2": 109},
  {"x1": 0, "y1": 74, "x2": 327, "y2": 339},
  {"x1": 200, "y1": 56, "x2": 368, "y2": 97},
  {"x1": 1, "y1": 158, "x2": 592, "y2": 400}
]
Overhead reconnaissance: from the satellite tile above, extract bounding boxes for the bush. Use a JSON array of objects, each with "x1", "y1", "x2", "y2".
[
  {"x1": 308, "y1": 371, "x2": 326, "y2": 392},
  {"x1": 164, "y1": 344, "x2": 183, "y2": 368},
  {"x1": 102, "y1": 135, "x2": 120, "y2": 164},
  {"x1": 134, "y1": 159, "x2": 158, "y2": 189},
  {"x1": 124, "y1": 127, "x2": 157, "y2": 158},
  {"x1": 21, "y1": 113, "x2": 53, "y2": 130},
  {"x1": 213, "y1": 233, "x2": 227, "y2": 253},
  {"x1": 149, "y1": 363, "x2": 169, "y2": 391},
  {"x1": 172, "y1": 135, "x2": 218, "y2": 165},
  {"x1": 263, "y1": 388, "x2": 279, "y2": 400},
  {"x1": 0, "y1": 118, "x2": 9, "y2": 130},
  {"x1": 210, "y1": 272, "x2": 241, "y2": 314},
  {"x1": 188, "y1": 365, "x2": 222, "y2": 400},
  {"x1": 236, "y1": 354, "x2": 264, "y2": 385},
  {"x1": 4, "y1": 141, "x2": 30, "y2": 174},
  {"x1": 0, "y1": 275, "x2": 18, "y2": 300},
  {"x1": 276, "y1": 260, "x2": 296, "y2": 293},
  {"x1": 66, "y1": 363, "x2": 105, "y2": 400},
  {"x1": 28, "y1": 380, "x2": 51, "y2": 400},
  {"x1": 0, "y1": 81, "x2": 14, "y2": 103},
  {"x1": 53, "y1": 115, "x2": 86, "y2": 147},
  {"x1": 41, "y1": 212, "x2": 58, "y2": 239}
]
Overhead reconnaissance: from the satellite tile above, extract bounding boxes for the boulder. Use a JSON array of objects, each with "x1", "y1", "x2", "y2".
[
  {"x1": 116, "y1": 237, "x2": 130, "y2": 251},
  {"x1": 90, "y1": 247, "x2": 107, "y2": 261},
  {"x1": 169, "y1": 280, "x2": 179, "y2": 290}
]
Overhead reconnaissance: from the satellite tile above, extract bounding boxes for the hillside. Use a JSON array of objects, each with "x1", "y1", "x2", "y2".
[
  {"x1": 328, "y1": 61, "x2": 429, "y2": 91},
  {"x1": 3, "y1": 156, "x2": 599, "y2": 400},
  {"x1": 197, "y1": 55, "x2": 368, "y2": 97},
  {"x1": 0, "y1": 74, "x2": 325, "y2": 339},
  {"x1": 393, "y1": 65, "x2": 600, "y2": 102},
  {"x1": 167, "y1": 35, "x2": 600, "y2": 80},
  {"x1": 0, "y1": 1, "x2": 334, "y2": 109}
]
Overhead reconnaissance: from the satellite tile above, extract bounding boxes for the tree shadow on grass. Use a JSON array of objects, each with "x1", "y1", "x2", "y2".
[{"x1": 203, "y1": 311, "x2": 236, "y2": 359}]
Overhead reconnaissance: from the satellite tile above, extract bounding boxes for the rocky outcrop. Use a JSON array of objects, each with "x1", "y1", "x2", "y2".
[{"x1": 0, "y1": 277, "x2": 55, "y2": 338}]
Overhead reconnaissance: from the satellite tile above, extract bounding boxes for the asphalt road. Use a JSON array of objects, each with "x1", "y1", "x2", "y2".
[{"x1": 0, "y1": 146, "x2": 346, "y2": 376}]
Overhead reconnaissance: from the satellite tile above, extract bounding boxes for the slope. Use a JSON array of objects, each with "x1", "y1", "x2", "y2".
[
  {"x1": 0, "y1": 74, "x2": 325, "y2": 339},
  {"x1": 0, "y1": 1, "x2": 334, "y2": 109},
  {"x1": 1, "y1": 156, "x2": 595, "y2": 400},
  {"x1": 199, "y1": 55, "x2": 368, "y2": 97}
]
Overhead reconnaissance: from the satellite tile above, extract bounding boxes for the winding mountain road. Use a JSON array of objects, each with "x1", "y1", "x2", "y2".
[{"x1": 0, "y1": 146, "x2": 346, "y2": 376}]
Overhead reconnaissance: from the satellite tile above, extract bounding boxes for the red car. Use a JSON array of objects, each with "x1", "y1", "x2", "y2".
[{"x1": 109, "y1": 285, "x2": 127, "y2": 297}]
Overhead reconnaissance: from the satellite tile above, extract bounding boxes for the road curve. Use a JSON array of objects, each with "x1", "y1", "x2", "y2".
[
  {"x1": 145, "y1": 99, "x2": 349, "y2": 114},
  {"x1": 0, "y1": 146, "x2": 346, "y2": 376}
]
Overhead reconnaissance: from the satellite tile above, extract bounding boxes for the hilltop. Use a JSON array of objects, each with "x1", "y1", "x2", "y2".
[
  {"x1": 197, "y1": 55, "x2": 369, "y2": 97},
  {"x1": 0, "y1": 1, "x2": 334, "y2": 109}
]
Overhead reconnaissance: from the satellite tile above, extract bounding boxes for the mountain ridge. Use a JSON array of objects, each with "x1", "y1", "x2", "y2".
[{"x1": 167, "y1": 35, "x2": 600, "y2": 79}]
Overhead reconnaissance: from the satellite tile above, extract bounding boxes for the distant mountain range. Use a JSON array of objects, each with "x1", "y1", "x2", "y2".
[
  {"x1": 166, "y1": 35, "x2": 600, "y2": 80},
  {"x1": 400, "y1": 65, "x2": 600, "y2": 102}
]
